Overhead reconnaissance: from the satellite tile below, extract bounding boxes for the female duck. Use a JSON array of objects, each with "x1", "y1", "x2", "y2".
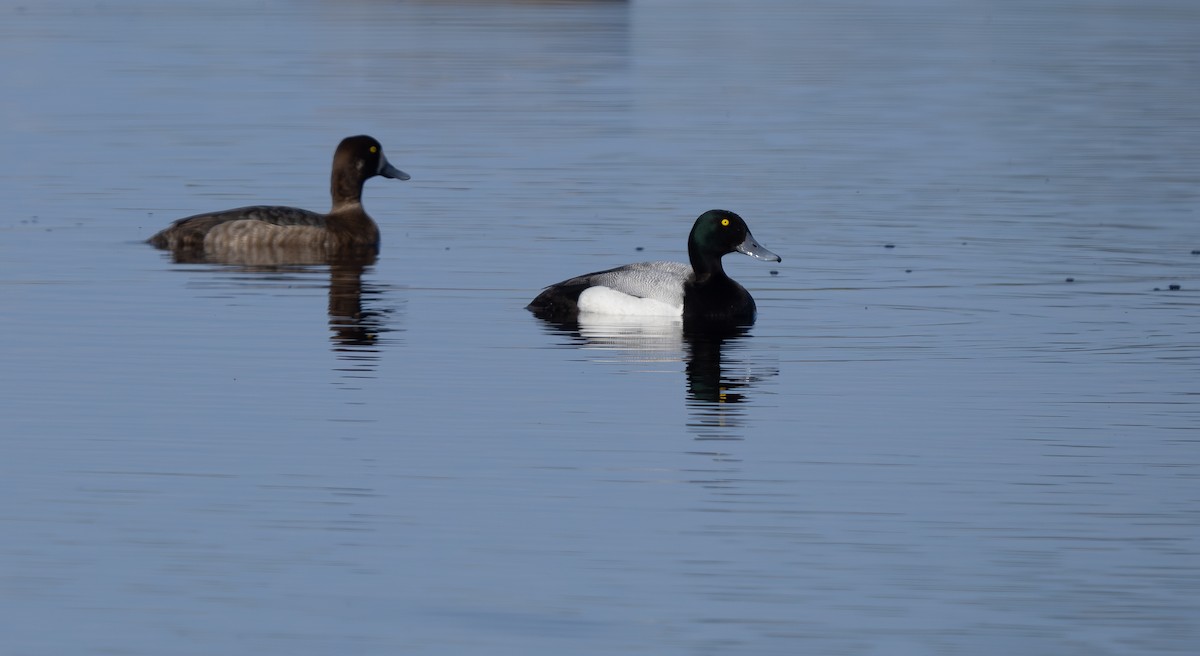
[
  {"x1": 147, "y1": 135, "x2": 408, "y2": 257},
  {"x1": 527, "y1": 210, "x2": 781, "y2": 327}
]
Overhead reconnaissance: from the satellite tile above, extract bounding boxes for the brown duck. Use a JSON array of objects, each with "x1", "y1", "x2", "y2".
[{"x1": 148, "y1": 135, "x2": 408, "y2": 261}]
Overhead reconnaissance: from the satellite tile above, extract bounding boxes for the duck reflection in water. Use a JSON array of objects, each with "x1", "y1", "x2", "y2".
[
  {"x1": 147, "y1": 136, "x2": 410, "y2": 358},
  {"x1": 156, "y1": 246, "x2": 398, "y2": 355},
  {"x1": 532, "y1": 314, "x2": 778, "y2": 435}
]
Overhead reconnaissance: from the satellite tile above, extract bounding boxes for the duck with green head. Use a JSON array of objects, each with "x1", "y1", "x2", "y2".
[{"x1": 527, "y1": 209, "x2": 781, "y2": 328}]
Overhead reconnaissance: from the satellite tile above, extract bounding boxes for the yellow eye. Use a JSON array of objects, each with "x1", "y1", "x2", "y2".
[
  {"x1": 370, "y1": 146, "x2": 378, "y2": 153},
  {"x1": 721, "y1": 218, "x2": 730, "y2": 226}
]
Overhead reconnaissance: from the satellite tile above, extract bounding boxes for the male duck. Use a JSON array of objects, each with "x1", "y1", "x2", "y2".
[
  {"x1": 527, "y1": 209, "x2": 780, "y2": 327},
  {"x1": 147, "y1": 135, "x2": 408, "y2": 256}
]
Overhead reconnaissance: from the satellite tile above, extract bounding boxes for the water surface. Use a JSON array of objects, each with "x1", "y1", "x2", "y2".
[{"x1": 1, "y1": 1, "x2": 1198, "y2": 654}]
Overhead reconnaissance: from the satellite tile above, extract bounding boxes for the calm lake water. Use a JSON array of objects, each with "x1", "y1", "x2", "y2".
[{"x1": 2, "y1": 0, "x2": 1199, "y2": 654}]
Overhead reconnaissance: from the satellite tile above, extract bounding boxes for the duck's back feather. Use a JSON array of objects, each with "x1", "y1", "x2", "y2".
[
  {"x1": 147, "y1": 205, "x2": 325, "y2": 250},
  {"x1": 586, "y1": 261, "x2": 692, "y2": 305},
  {"x1": 527, "y1": 261, "x2": 692, "y2": 320}
]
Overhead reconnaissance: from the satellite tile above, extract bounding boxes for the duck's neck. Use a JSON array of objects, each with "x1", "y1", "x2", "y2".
[
  {"x1": 325, "y1": 205, "x2": 380, "y2": 249},
  {"x1": 688, "y1": 242, "x2": 727, "y2": 282},
  {"x1": 330, "y1": 166, "x2": 366, "y2": 209}
]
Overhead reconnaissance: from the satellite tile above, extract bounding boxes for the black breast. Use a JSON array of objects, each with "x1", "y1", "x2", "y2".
[{"x1": 682, "y1": 276, "x2": 757, "y2": 327}]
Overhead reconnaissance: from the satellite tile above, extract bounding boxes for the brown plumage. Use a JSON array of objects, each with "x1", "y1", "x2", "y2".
[{"x1": 148, "y1": 135, "x2": 408, "y2": 260}]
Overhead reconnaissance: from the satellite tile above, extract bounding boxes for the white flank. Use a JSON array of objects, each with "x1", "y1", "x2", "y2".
[{"x1": 577, "y1": 286, "x2": 684, "y2": 317}]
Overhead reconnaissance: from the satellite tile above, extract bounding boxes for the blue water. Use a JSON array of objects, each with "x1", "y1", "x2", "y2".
[{"x1": 2, "y1": 1, "x2": 1198, "y2": 654}]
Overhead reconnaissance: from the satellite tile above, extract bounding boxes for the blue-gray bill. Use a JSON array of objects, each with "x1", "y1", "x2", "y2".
[
  {"x1": 737, "y1": 233, "x2": 781, "y2": 262},
  {"x1": 381, "y1": 161, "x2": 410, "y2": 181}
]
